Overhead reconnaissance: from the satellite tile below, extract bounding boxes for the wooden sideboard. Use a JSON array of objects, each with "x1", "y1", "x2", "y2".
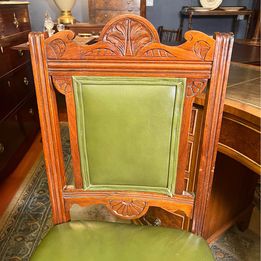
[
  {"x1": 88, "y1": 0, "x2": 146, "y2": 24},
  {"x1": 0, "y1": 2, "x2": 39, "y2": 180},
  {"x1": 67, "y1": 0, "x2": 146, "y2": 36},
  {"x1": 137, "y1": 63, "x2": 260, "y2": 241},
  {"x1": 178, "y1": 6, "x2": 253, "y2": 40}
]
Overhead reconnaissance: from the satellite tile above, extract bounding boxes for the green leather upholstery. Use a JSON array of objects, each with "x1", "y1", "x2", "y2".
[
  {"x1": 30, "y1": 221, "x2": 214, "y2": 261},
  {"x1": 73, "y1": 76, "x2": 185, "y2": 195}
]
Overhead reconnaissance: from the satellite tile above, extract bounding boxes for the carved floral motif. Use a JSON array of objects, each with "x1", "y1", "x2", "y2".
[
  {"x1": 102, "y1": 18, "x2": 154, "y2": 56},
  {"x1": 44, "y1": 17, "x2": 214, "y2": 60},
  {"x1": 108, "y1": 200, "x2": 147, "y2": 219},
  {"x1": 47, "y1": 39, "x2": 66, "y2": 59},
  {"x1": 186, "y1": 79, "x2": 208, "y2": 97},
  {"x1": 52, "y1": 76, "x2": 72, "y2": 94},
  {"x1": 193, "y1": 40, "x2": 211, "y2": 61}
]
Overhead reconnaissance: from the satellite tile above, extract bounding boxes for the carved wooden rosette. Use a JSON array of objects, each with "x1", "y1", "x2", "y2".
[
  {"x1": 186, "y1": 79, "x2": 208, "y2": 97},
  {"x1": 107, "y1": 200, "x2": 149, "y2": 219}
]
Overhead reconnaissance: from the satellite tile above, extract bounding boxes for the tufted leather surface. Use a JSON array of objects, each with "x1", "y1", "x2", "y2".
[
  {"x1": 73, "y1": 76, "x2": 185, "y2": 194},
  {"x1": 30, "y1": 221, "x2": 214, "y2": 261}
]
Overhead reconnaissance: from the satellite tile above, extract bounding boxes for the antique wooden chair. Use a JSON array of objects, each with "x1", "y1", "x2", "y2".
[
  {"x1": 29, "y1": 14, "x2": 233, "y2": 260},
  {"x1": 158, "y1": 25, "x2": 180, "y2": 45}
]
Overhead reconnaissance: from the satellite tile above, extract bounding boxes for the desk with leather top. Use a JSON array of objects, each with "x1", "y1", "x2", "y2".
[
  {"x1": 139, "y1": 62, "x2": 260, "y2": 241},
  {"x1": 198, "y1": 62, "x2": 260, "y2": 175},
  {"x1": 202, "y1": 62, "x2": 260, "y2": 241}
]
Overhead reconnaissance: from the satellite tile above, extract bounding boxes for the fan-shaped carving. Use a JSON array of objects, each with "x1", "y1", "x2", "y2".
[
  {"x1": 108, "y1": 200, "x2": 148, "y2": 219},
  {"x1": 186, "y1": 79, "x2": 208, "y2": 97},
  {"x1": 101, "y1": 17, "x2": 156, "y2": 56}
]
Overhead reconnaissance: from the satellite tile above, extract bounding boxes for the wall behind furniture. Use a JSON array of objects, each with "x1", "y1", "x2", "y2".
[
  {"x1": 29, "y1": 0, "x2": 252, "y2": 38},
  {"x1": 146, "y1": 0, "x2": 252, "y2": 39},
  {"x1": 28, "y1": 0, "x2": 89, "y2": 31}
]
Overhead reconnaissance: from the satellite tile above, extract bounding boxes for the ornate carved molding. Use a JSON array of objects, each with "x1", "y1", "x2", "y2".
[
  {"x1": 101, "y1": 18, "x2": 155, "y2": 56},
  {"x1": 52, "y1": 76, "x2": 73, "y2": 94},
  {"x1": 47, "y1": 39, "x2": 66, "y2": 59},
  {"x1": 186, "y1": 79, "x2": 208, "y2": 97},
  {"x1": 107, "y1": 200, "x2": 148, "y2": 219},
  {"x1": 143, "y1": 48, "x2": 175, "y2": 57},
  {"x1": 80, "y1": 47, "x2": 117, "y2": 57},
  {"x1": 45, "y1": 15, "x2": 215, "y2": 61},
  {"x1": 193, "y1": 40, "x2": 211, "y2": 61}
]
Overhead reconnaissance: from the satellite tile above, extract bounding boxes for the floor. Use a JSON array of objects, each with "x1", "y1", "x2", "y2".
[
  {"x1": 0, "y1": 107, "x2": 67, "y2": 216},
  {"x1": 0, "y1": 133, "x2": 42, "y2": 216}
]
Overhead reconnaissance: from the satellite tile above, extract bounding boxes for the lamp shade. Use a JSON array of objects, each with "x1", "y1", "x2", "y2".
[
  {"x1": 54, "y1": 0, "x2": 76, "y2": 24},
  {"x1": 54, "y1": 0, "x2": 76, "y2": 11}
]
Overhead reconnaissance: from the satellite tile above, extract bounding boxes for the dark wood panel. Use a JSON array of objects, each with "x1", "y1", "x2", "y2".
[
  {"x1": 0, "y1": 4, "x2": 31, "y2": 37},
  {"x1": 88, "y1": 0, "x2": 146, "y2": 24},
  {"x1": 0, "y1": 3, "x2": 39, "y2": 181},
  {"x1": 220, "y1": 114, "x2": 260, "y2": 164},
  {"x1": 0, "y1": 95, "x2": 39, "y2": 179},
  {"x1": 0, "y1": 31, "x2": 30, "y2": 76},
  {"x1": 204, "y1": 153, "x2": 258, "y2": 241}
]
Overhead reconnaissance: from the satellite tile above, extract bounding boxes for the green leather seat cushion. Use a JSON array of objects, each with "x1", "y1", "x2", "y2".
[{"x1": 31, "y1": 221, "x2": 214, "y2": 261}]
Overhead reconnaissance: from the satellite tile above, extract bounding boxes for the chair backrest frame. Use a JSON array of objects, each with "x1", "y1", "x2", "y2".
[{"x1": 29, "y1": 14, "x2": 233, "y2": 236}]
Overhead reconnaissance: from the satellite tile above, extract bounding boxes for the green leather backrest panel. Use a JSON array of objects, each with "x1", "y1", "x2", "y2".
[{"x1": 73, "y1": 76, "x2": 185, "y2": 195}]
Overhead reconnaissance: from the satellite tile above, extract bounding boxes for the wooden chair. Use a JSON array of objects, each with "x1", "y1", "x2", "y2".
[
  {"x1": 29, "y1": 14, "x2": 233, "y2": 260},
  {"x1": 158, "y1": 25, "x2": 180, "y2": 45}
]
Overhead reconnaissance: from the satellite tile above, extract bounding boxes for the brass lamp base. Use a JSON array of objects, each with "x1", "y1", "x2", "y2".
[{"x1": 57, "y1": 11, "x2": 75, "y2": 24}]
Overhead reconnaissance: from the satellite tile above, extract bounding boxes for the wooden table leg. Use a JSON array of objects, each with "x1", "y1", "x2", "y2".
[
  {"x1": 245, "y1": 14, "x2": 252, "y2": 39},
  {"x1": 188, "y1": 13, "x2": 193, "y2": 30}
]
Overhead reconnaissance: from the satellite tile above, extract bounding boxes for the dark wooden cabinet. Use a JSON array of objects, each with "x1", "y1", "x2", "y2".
[
  {"x1": 88, "y1": 0, "x2": 146, "y2": 24},
  {"x1": 0, "y1": 2, "x2": 39, "y2": 179}
]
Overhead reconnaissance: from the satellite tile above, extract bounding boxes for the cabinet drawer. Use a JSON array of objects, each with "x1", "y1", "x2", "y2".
[
  {"x1": 0, "y1": 113, "x2": 25, "y2": 175},
  {"x1": 17, "y1": 96, "x2": 39, "y2": 137},
  {"x1": 0, "y1": 32, "x2": 29, "y2": 76},
  {"x1": 91, "y1": 0, "x2": 141, "y2": 11},
  {"x1": 0, "y1": 76, "x2": 17, "y2": 120},
  {"x1": 0, "y1": 63, "x2": 34, "y2": 121},
  {"x1": 92, "y1": 10, "x2": 140, "y2": 24},
  {"x1": 0, "y1": 96, "x2": 39, "y2": 177},
  {"x1": 12, "y1": 64, "x2": 34, "y2": 103},
  {"x1": 0, "y1": 4, "x2": 30, "y2": 37}
]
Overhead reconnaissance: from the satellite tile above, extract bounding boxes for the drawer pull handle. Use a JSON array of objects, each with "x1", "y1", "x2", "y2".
[
  {"x1": 7, "y1": 81, "x2": 11, "y2": 87},
  {"x1": 104, "y1": 14, "x2": 108, "y2": 18},
  {"x1": 18, "y1": 50, "x2": 24, "y2": 56},
  {"x1": 28, "y1": 108, "x2": 34, "y2": 115},
  {"x1": 0, "y1": 46, "x2": 3, "y2": 54},
  {"x1": 13, "y1": 13, "x2": 19, "y2": 28},
  {"x1": 24, "y1": 77, "x2": 29, "y2": 86},
  {"x1": 0, "y1": 143, "x2": 5, "y2": 154}
]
